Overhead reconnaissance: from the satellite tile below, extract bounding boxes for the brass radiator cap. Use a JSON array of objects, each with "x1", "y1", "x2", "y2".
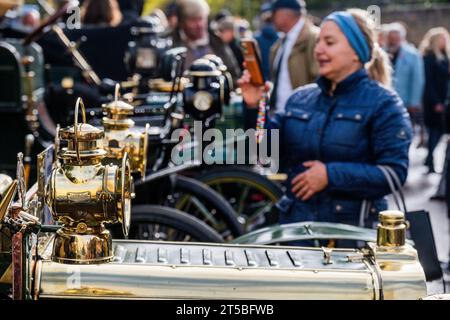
[{"x1": 377, "y1": 210, "x2": 407, "y2": 247}]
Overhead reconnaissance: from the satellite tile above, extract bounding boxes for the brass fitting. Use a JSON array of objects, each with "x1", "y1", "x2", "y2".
[
  {"x1": 46, "y1": 98, "x2": 132, "y2": 264},
  {"x1": 376, "y1": 210, "x2": 408, "y2": 247},
  {"x1": 102, "y1": 85, "x2": 149, "y2": 178}
]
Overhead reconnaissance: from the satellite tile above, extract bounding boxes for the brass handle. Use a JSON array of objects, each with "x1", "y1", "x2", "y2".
[
  {"x1": 54, "y1": 124, "x2": 60, "y2": 156},
  {"x1": 74, "y1": 98, "x2": 87, "y2": 163},
  {"x1": 16, "y1": 153, "x2": 26, "y2": 209},
  {"x1": 120, "y1": 152, "x2": 131, "y2": 237},
  {"x1": 0, "y1": 180, "x2": 18, "y2": 221}
]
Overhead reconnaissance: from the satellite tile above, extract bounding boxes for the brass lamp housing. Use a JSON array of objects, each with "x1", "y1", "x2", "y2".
[
  {"x1": 102, "y1": 86, "x2": 149, "y2": 178},
  {"x1": 148, "y1": 77, "x2": 187, "y2": 92},
  {"x1": 46, "y1": 98, "x2": 132, "y2": 264}
]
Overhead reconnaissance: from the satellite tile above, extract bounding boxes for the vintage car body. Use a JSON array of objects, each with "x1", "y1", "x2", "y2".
[
  {"x1": 0, "y1": 106, "x2": 428, "y2": 300},
  {"x1": 0, "y1": 173, "x2": 430, "y2": 300},
  {"x1": 0, "y1": 147, "x2": 430, "y2": 300},
  {"x1": 1, "y1": 162, "x2": 429, "y2": 300},
  {"x1": 33, "y1": 235, "x2": 425, "y2": 300}
]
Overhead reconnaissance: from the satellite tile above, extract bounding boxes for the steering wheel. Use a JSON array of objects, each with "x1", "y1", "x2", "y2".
[{"x1": 23, "y1": 2, "x2": 71, "y2": 46}]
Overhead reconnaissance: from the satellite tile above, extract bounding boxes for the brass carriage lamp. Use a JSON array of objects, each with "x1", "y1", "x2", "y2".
[
  {"x1": 202, "y1": 54, "x2": 233, "y2": 105},
  {"x1": 46, "y1": 98, "x2": 132, "y2": 264},
  {"x1": 183, "y1": 58, "x2": 225, "y2": 125},
  {"x1": 377, "y1": 210, "x2": 408, "y2": 247},
  {"x1": 102, "y1": 85, "x2": 149, "y2": 178}
]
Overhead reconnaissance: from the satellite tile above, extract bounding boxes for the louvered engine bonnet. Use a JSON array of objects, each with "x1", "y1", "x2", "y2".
[{"x1": 34, "y1": 237, "x2": 426, "y2": 300}]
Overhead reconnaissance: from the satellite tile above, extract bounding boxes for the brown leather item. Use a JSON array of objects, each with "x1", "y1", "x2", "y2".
[
  {"x1": 240, "y1": 39, "x2": 265, "y2": 86},
  {"x1": 12, "y1": 232, "x2": 23, "y2": 300}
]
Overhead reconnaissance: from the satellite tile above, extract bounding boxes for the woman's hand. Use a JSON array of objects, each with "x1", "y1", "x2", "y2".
[
  {"x1": 237, "y1": 70, "x2": 270, "y2": 109},
  {"x1": 291, "y1": 161, "x2": 329, "y2": 201}
]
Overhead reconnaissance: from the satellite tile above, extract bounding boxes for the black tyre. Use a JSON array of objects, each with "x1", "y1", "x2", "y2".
[
  {"x1": 168, "y1": 175, "x2": 244, "y2": 240},
  {"x1": 129, "y1": 205, "x2": 224, "y2": 243},
  {"x1": 197, "y1": 167, "x2": 284, "y2": 232}
]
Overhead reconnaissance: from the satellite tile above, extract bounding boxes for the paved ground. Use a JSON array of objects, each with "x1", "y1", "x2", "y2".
[
  {"x1": 400, "y1": 136, "x2": 450, "y2": 294},
  {"x1": 403, "y1": 138, "x2": 449, "y2": 263}
]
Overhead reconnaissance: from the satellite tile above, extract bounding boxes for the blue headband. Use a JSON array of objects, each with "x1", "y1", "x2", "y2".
[{"x1": 323, "y1": 11, "x2": 371, "y2": 64}]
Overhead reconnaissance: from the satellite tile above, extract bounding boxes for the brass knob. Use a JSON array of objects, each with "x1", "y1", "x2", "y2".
[{"x1": 76, "y1": 222, "x2": 88, "y2": 234}]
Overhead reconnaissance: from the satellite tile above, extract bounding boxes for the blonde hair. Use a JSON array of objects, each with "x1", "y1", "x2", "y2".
[
  {"x1": 419, "y1": 27, "x2": 450, "y2": 61},
  {"x1": 347, "y1": 8, "x2": 392, "y2": 87}
]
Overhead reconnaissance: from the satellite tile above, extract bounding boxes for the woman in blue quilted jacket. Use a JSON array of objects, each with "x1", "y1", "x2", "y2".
[{"x1": 238, "y1": 9, "x2": 412, "y2": 230}]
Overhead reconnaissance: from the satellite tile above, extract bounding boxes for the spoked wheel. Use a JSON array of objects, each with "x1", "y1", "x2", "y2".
[
  {"x1": 167, "y1": 175, "x2": 244, "y2": 241},
  {"x1": 197, "y1": 167, "x2": 284, "y2": 232},
  {"x1": 129, "y1": 205, "x2": 224, "y2": 243}
]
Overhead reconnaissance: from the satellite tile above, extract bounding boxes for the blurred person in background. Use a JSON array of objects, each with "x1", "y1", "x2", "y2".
[
  {"x1": 3, "y1": 3, "x2": 39, "y2": 33},
  {"x1": 377, "y1": 23, "x2": 389, "y2": 48},
  {"x1": 243, "y1": 2, "x2": 279, "y2": 130},
  {"x1": 255, "y1": 2, "x2": 279, "y2": 81},
  {"x1": 385, "y1": 22, "x2": 425, "y2": 152},
  {"x1": 0, "y1": 0, "x2": 22, "y2": 35},
  {"x1": 420, "y1": 27, "x2": 450, "y2": 174},
  {"x1": 215, "y1": 15, "x2": 244, "y2": 72},
  {"x1": 21, "y1": 6, "x2": 40, "y2": 29},
  {"x1": 239, "y1": 9, "x2": 411, "y2": 240},
  {"x1": 269, "y1": 0, "x2": 319, "y2": 113},
  {"x1": 236, "y1": 18, "x2": 251, "y2": 39},
  {"x1": 150, "y1": 8, "x2": 169, "y2": 30},
  {"x1": 172, "y1": 0, "x2": 240, "y2": 80},
  {"x1": 213, "y1": 8, "x2": 231, "y2": 22},
  {"x1": 164, "y1": 1, "x2": 178, "y2": 32},
  {"x1": 117, "y1": 0, "x2": 144, "y2": 24},
  {"x1": 420, "y1": 27, "x2": 450, "y2": 200},
  {"x1": 0, "y1": 0, "x2": 21, "y2": 19},
  {"x1": 81, "y1": 0, "x2": 123, "y2": 27}
]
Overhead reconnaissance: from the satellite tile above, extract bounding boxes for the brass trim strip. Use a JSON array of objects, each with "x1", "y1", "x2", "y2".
[
  {"x1": 0, "y1": 263, "x2": 12, "y2": 284},
  {"x1": 363, "y1": 256, "x2": 383, "y2": 300}
]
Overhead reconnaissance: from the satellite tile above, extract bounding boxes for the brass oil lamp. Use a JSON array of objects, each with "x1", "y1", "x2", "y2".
[
  {"x1": 46, "y1": 98, "x2": 132, "y2": 264},
  {"x1": 102, "y1": 85, "x2": 149, "y2": 178}
]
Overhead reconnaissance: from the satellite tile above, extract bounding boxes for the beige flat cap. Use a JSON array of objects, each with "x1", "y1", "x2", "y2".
[{"x1": 177, "y1": 0, "x2": 210, "y2": 19}]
